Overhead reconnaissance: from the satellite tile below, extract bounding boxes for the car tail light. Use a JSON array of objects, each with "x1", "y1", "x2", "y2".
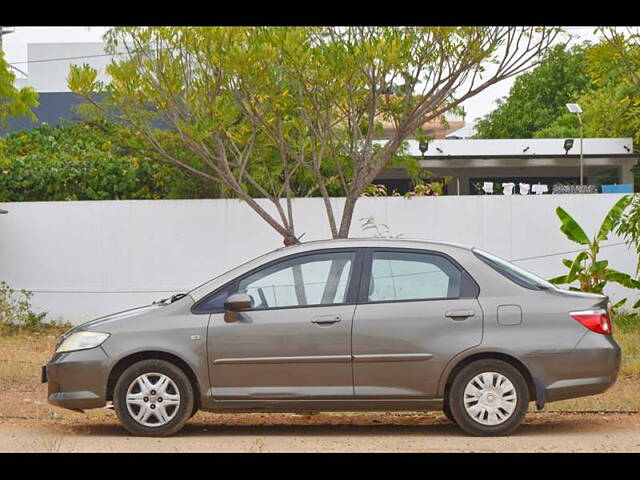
[{"x1": 570, "y1": 309, "x2": 612, "y2": 335}]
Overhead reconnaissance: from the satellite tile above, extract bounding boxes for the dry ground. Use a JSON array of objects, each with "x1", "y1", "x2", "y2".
[{"x1": 1, "y1": 328, "x2": 638, "y2": 452}]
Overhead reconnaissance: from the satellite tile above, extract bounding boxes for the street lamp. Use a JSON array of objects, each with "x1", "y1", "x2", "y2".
[
  {"x1": 566, "y1": 103, "x2": 584, "y2": 187},
  {"x1": 418, "y1": 140, "x2": 429, "y2": 158},
  {"x1": 563, "y1": 139, "x2": 574, "y2": 154},
  {"x1": 0, "y1": 27, "x2": 15, "y2": 52}
]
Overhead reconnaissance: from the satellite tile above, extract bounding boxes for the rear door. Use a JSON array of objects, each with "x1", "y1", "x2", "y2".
[{"x1": 352, "y1": 248, "x2": 483, "y2": 398}]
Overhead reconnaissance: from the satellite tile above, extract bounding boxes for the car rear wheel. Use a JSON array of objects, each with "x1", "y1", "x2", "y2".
[
  {"x1": 113, "y1": 359, "x2": 194, "y2": 437},
  {"x1": 448, "y1": 359, "x2": 529, "y2": 436}
]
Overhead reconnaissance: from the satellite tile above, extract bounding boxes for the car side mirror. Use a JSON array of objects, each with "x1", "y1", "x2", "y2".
[{"x1": 223, "y1": 293, "x2": 252, "y2": 323}]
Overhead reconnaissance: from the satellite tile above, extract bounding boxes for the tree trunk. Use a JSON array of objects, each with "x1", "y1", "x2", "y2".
[
  {"x1": 320, "y1": 258, "x2": 349, "y2": 304},
  {"x1": 291, "y1": 263, "x2": 308, "y2": 306},
  {"x1": 336, "y1": 193, "x2": 361, "y2": 239}
]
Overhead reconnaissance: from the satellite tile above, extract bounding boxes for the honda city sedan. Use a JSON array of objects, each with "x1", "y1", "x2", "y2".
[{"x1": 43, "y1": 239, "x2": 620, "y2": 437}]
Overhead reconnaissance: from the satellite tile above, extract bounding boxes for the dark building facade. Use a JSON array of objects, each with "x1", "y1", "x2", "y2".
[{"x1": 1, "y1": 92, "x2": 91, "y2": 135}]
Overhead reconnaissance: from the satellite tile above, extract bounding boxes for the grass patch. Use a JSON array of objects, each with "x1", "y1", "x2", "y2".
[
  {"x1": 612, "y1": 309, "x2": 640, "y2": 333},
  {"x1": 612, "y1": 310, "x2": 640, "y2": 380},
  {"x1": 616, "y1": 330, "x2": 640, "y2": 380},
  {"x1": 0, "y1": 327, "x2": 68, "y2": 387}
]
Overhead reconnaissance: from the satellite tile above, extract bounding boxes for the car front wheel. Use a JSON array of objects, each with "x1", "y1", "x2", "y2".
[
  {"x1": 113, "y1": 359, "x2": 194, "y2": 437},
  {"x1": 448, "y1": 359, "x2": 529, "y2": 436},
  {"x1": 442, "y1": 399, "x2": 457, "y2": 425}
]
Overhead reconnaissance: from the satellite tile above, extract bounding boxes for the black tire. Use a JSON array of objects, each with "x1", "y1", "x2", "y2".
[
  {"x1": 447, "y1": 359, "x2": 529, "y2": 437},
  {"x1": 190, "y1": 407, "x2": 199, "y2": 419},
  {"x1": 442, "y1": 399, "x2": 457, "y2": 425},
  {"x1": 113, "y1": 359, "x2": 194, "y2": 437}
]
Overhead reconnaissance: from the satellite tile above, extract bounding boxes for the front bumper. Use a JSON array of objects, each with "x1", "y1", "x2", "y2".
[{"x1": 43, "y1": 346, "x2": 112, "y2": 410}]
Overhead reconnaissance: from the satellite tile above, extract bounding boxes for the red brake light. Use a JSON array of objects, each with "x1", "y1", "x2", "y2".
[{"x1": 570, "y1": 309, "x2": 612, "y2": 335}]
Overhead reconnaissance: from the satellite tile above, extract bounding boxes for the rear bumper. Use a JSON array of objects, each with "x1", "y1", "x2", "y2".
[
  {"x1": 44, "y1": 347, "x2": 111, "y2": 410},
  {"x1": 534, "y1": 331, "x2": 621, "y2": 403},
  {"x1": 545, "y1": 375, "x2": 618, "y2": 402}
]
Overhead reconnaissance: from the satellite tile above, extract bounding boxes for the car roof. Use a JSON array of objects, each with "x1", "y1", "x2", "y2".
[{"x1": 270, "y1": 237, "x2": 474, "y2": 253}]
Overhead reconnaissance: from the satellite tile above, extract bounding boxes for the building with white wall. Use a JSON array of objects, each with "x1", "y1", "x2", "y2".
[
  {"x1": 21, "y1": 42, "x2": 113, "y2": 92},
  {"x1": 377, "y1": 138, "x2": 637, "y2": 195},
  {"x1": 2, "y1": 42, "x2": 116, "y2": 133}
]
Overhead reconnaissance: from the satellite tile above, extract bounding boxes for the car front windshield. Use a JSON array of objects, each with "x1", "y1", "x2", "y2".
[{"x1": 473, "y1": 248, "x2": 557, "y2": 291}]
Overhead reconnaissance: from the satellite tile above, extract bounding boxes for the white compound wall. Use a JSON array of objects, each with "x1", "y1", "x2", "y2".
[{"x1": 0, "y1": 194, "x2": 635, "y2": 324}]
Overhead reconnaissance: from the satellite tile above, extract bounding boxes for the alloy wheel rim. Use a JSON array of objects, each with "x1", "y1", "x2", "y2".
[
  {"x1": 463, "y1": 372, "x2": 517, "y2": 426},
  {"x1": 126, "y1": 373, "x2": 181, "y2": 427}
]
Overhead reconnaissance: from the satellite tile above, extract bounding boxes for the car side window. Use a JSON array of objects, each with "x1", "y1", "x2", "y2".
[
  {"x1": 368, "y1": 251, "x2": 461, "y2": 302},
  {"x1": 237, "y1": 251, "x2": 355, "y2": 309},
  {"x1": 194, "y1": 284, "x2": 235, "y2": 312}
]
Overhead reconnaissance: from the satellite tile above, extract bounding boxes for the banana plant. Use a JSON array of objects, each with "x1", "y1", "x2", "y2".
[{"x1": 549, "y1": 194, "x2": 640, "y2": 309}]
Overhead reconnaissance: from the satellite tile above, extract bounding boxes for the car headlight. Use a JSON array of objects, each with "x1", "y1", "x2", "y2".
[{"x1": 56, "y1": 331, "x2": 110, "y2": 353}]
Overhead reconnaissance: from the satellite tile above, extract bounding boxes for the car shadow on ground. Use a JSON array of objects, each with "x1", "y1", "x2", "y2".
[{"x1": 56, "y1": 414, "x2": 606, "y2": 439}]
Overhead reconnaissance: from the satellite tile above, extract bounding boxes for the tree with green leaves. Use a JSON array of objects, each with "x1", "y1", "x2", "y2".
[
  {"x1": 537, "y1": 32, "x2": 640, "y2": 147},
  {"x1": 474, "y1": 43, "x2": 592, "y2": 139},
  {"x1": 69, "y1": 26, "x2": 561, "y2": 245},
  {"x1": 576, "y1": 31, "x2": 640, "y2": 148},
  {"x1": 0, "y1": 51, "x2": 38, "y2": 126},
  {"x1": 549, "y1": 195, "x2": 640, "y2": 308},
  {"x1": 0, "y1": 121, "x2": 225, "y2": 201},
  {"x1": 598, "y1": 27, "x2": 640, "y2": 95}
]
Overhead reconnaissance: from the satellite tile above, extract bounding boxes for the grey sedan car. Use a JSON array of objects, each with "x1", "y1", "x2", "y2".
[{"x1": 43, "y1": 239, "x2": 620, "y2": 437}]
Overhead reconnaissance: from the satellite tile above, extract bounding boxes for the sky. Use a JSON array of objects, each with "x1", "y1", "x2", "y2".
[{"x1": 0, "y1": 26, "x2": 608, "y2": 126}]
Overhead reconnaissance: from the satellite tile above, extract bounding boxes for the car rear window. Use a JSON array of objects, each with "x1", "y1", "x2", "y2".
[{"x1": 473, "y1": 248, "x2": 556, "y2": 291}]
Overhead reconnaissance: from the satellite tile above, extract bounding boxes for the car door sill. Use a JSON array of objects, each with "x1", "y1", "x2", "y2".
[{"x1": 206, "y1": 398, "x2": 444, "y2": 413}]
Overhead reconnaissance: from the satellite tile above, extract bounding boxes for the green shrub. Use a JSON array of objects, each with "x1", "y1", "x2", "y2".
[
  {"x1": 612, "y1": 310, "x2": 640, "y2": 333},
  {"x1": 0, "y1": 281, "x2": 62, "y2": 334},
  {"x1": 0, "y1": 122, "x2": 220, "y2": 201}
]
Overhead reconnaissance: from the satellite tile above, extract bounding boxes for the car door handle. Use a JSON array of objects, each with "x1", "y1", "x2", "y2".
[
  {"x1": 311, "y1": 315, "x2": 342, "y2": 325},
  {"x1": 445, "y1": 309, "x2": 476, "y2": 320}
]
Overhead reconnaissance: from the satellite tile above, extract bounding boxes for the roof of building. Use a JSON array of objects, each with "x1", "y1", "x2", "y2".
[{"x1": 396, "y1": 137, "x2": 635, "y2": 159}]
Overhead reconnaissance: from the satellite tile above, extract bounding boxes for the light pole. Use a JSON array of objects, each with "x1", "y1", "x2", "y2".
[
  {"x1": 566, "y1": 103, "x2": 584, "y2": 187},
  {"x1": 0, "y1": 27, "x2": 14, "y2": 52}
]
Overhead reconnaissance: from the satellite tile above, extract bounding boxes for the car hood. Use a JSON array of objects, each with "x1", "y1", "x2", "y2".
[{"x1": 65, "y1": 303, "x2": 167, "y2": 336}]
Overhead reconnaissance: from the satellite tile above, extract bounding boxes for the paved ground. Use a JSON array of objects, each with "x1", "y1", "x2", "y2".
[{"x1": 1, "y1": 411, "x2": 638, "y2": 452}]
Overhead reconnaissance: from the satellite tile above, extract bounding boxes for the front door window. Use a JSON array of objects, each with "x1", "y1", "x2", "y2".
[{"x1": 238, "y1": 251, "x2": 355, "y2": 309}]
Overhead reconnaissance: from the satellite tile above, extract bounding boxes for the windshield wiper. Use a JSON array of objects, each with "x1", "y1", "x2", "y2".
[{"x1": 153, "y1": 293, "x2": 187, "y2": 305}]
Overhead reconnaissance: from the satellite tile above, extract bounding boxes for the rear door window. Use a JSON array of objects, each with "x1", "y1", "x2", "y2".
[{"x1": 367, "y1": 251, "x2": 462, "y2": 302}]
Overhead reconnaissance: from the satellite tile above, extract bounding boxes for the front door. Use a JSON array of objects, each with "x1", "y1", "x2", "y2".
[
  {"x1": 352, "y1": 249, "x2": 483, "y2": 398},
  {"x1": 207, "y1": 250, "x2": 360, "y2": 400}
]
